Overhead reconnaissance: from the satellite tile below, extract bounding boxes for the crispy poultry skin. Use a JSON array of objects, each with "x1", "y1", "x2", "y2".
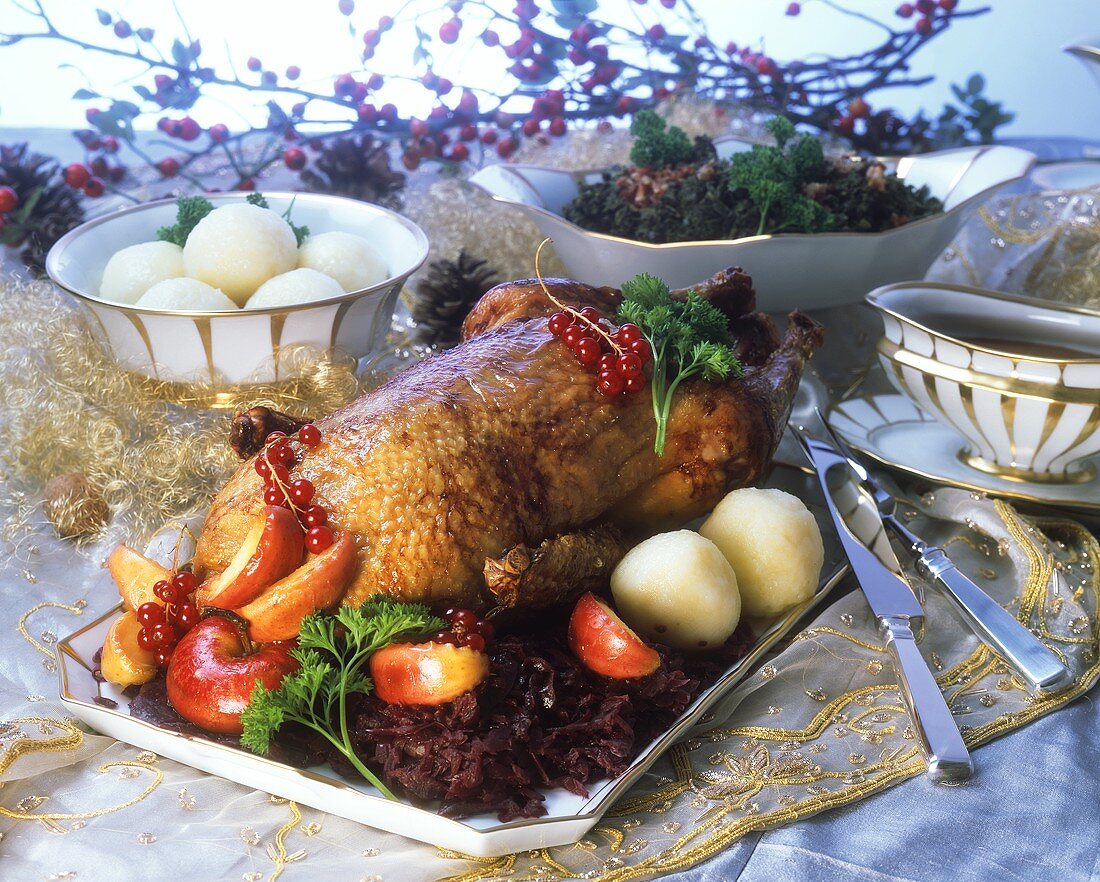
[{"x1": 193, "y1": 271, "x2": 822, "y2": 611}]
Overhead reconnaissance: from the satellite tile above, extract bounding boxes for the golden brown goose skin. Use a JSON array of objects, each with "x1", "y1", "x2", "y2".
[{"x1": 193, "y1": 273, "x2": 822, "y2": 611}]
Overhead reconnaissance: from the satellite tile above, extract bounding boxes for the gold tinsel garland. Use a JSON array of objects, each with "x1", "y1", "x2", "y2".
[{"x1": 0, "y1": 280, "x2": 363, "y2": 552}]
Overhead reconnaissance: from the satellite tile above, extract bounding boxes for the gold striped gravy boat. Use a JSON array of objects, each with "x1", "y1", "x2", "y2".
[
  {"x1": 866, "y1": 282, "x2": 1100, "y2": 485},
  {"x1": 45, "y1": 192, "x2": 429, "y2": 387}
]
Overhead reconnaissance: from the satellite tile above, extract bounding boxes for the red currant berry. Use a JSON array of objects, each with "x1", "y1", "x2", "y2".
[
  {"x1": 265, "y1": 431, "x2": 288, "y2": 443},
  {"x1": 209, "y1": 123, "x2": 229, "y2": 142},
  {"x1": 149, "y1": 622, "x2": 178, "y2": 648},
  {"x1": 63, "y1": 164, "x2": 90, "y2": 188},
  {"x1": 283, "y1": 147, "x2": 307, "y2": 170},
  {"x1": 0, "y1": 187, "x2": 16, "y2": 214},
  {"x1": 579, "y1": 306, "x2": 601, "y2": 324},
  {"x1": 137, "y1": 627, "x2": 155, "y2": 651},
  {"x1": 562, "y1": 324, "x2": 586, "y2": 348},
  {"x1": 290, "y1": 479, "x2": 315, "y2": 506},
  {"x1": 264, "y1": 486, "x2": 287, "y2": 507},
  {"x1": 628, "y1": 338, "x2": 652, "y2": 363},
  {"x1": 171, "y1": 571, "x2": 197, "y2": 593},
  {"x1": 617, "y1": 323, "x2": 642, "y2": 345},
  {"x1": 306, "y1": 525, "x2": 334, "y2": 553},
  {"x1": 269, "y1": 442, "x2": 294, "y2": 465},
  {"x1": 598, "y1": 352, "x2": 617, "y2": 373},
  {"x1": 298, "y1": 423, "x2": 322, "y2": 446},
  {"x1": 597, "y1": 371, "x2": 625, "y2": 397},
  {"x1": 548, "y1": 311, "x2": 571, "y2": 337},
  {"x1": 442, "y1": 607, "x2": 458, "y2": 621},
  {"x1": 154, "y1": 647, "x2": 173, "y2": 667},
  {"x1": 432, "y1": 629, "x2": 458, "y2": 645},
  {"x1": 270, "y1": 463, "x2": 291, "y2": 486},
  {"x1": 574, "y1": 336, "x2": 602, "y2": 367},
  {"x1": 302, "y1": 504, "x2": 328, "y2": 527},
  {"x1": 156, "y1": 157, "x2": 179, "y2": 178},
  {"x1": 83, "y1": 177, "x2": 105, "y2": 198},
  {"x1": 615, "y1": 352, "x2": 643, "y2": 379},
  {"x1": 624, "y1": 374, "x2": 648, "y2": 395},
  {"x1": 461, "y1": 633, "x2": 486, "y2": 652},
  {"x1": 136, "y1": 601, "x2": 165, "y2": 626},
  {"x1": 174, "y1": 603, "x2": 200, "y2": 632},
  {"x1": 475, "y1": 618, "x2": 495, "y2": 641},
  {"x1": 451, "y1": 609, "x2": 478, "y2": 628},
  {"x1": 255, "y1": 457, "x2": 272, "y2": 478},
  {"x1": 439, "y1": 19, "x2": 460, "y2": 43},
  {"x1": 914, "y1": 16, "x2": 932, "y2": 35},
  {"x1": 153, "y1": 580, "x2": 176, "y2": 603}
]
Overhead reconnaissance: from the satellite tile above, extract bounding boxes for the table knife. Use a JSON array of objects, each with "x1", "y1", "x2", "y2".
[{"x1": 794, "y1": 429, "x2": 974, "y2": 784}]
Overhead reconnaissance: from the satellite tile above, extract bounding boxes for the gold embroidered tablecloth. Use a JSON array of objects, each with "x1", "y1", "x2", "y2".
[{"x1": 1, "y1": 478, "x2": 1096, "y2": 880}]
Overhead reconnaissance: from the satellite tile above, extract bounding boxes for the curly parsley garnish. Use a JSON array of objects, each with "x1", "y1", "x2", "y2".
[
  {"x1": 240, "y1": 597, "x2": 443, "y2": 800},
  {"x1": 618, "y1": 273, "x2": 742, "y2": 457},
  {"x1": 156, "y1": 195, "x2": 214, "y2": 246}
]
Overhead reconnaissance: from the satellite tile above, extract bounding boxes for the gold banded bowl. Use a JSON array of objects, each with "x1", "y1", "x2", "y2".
[
  {"x1": 867, "y1": 282, "x2": 1100, "y2": 484},
  {"x1": 45, "y1": 192, "x2": 429, "y2": 387}
]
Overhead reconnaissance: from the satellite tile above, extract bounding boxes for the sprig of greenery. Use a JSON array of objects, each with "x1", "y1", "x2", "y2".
[
  {"x1": 240, "y1": 597, "x2": 444, "y2": 800},
  {"x1": 155, "y1": 194, "x2": 214, "y2": 246},
  {"x1": 727, "y1": 117, "x2": 834, "y2": 236},
  {"x1": 629, "y1": 110, "x2": 695, "y2": 169},
  {"x1": 246, "y1": 192, "x2": 310, "y2": 246},
  {"x1": 618, "y1": 273, "x2": 742, "y2": 456}
]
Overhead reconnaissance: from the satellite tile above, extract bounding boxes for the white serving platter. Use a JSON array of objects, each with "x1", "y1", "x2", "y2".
[{"x1": 57, "y1": 465, "x2": 847, "y2": 857}]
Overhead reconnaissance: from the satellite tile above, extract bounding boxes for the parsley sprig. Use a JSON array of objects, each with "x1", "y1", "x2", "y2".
[
  {"x1": 156, "y1": 195, "x2": 214, "y2": 246},
  {"x1": 618, "y1": 274, "x2": 742, "y2": 457},
  {"x1": 240, "y1": 597, "x2": 443, "y2": 800}
]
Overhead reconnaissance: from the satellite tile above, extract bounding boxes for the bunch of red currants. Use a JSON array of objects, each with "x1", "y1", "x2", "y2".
[
  {"x1": 135, "y1": 572, "x2": 200, "y2": 666},
  {"x1": 431, "y1": 608, "x2": 495, "y2": 653},
  {"x1": 547, "y1": 307, "x2": 651, "y2": 399},
  {"x1": 253, "y1": 423, "x2": 334, "y2": 554}
]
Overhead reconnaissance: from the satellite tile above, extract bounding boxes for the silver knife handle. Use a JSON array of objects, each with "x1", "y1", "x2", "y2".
[
  {"x1": 881, "y1": 615, "x2": 973, "y2": 785},
  {"x1": 917, "y1": 547, "x2": 1073, "y2": 696}
]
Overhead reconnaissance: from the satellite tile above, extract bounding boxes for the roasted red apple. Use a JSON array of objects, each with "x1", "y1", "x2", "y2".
[
  {"x1": 568, "y1": 592, "x2": 661, "y2": 680},
  {"x1": 100, "y1": 610, "x2": 159, "y2": 687},
  {"x1": 235, "y1": 531, "x2": 357, "y2": 643},
  {"x1": 166, "y1": 615, "x2": 298, "y2": 735},
  {"x1": 370, "y1": 641, "x2": 489, "y2": 706},
  {"x1": 197, "y1": 506, "x2": 304, "y2": 610},
  {"x1": 108, "y1": 544, "x2": 172, "y2": 611}
]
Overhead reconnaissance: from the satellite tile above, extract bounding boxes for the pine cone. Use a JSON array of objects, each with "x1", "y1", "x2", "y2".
[
  {"x1": 0, "y1": 143, "x2": 85, "y2": 277},
  {"x1": 299, "y1": 134, "x2": 405, "y2": 206},
  {"x1": 616, "y1": 164, "x2": 697, "y2": 209},
  {"x1": 409, "y1": 252, "x2": 500, "y2": 346}
]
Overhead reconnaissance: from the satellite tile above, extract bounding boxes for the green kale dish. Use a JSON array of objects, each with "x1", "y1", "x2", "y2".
[{"x1": 562, "y1": 112, "x2": 943, "y2": 244}]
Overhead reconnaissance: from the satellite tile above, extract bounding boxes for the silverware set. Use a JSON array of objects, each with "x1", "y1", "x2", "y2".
[{"x1": 790, "y1": 416, "x2": 1072, "y2": 785}]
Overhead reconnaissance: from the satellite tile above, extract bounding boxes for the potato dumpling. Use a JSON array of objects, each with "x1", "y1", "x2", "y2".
[
  {"x1": 610, "y1": 530, "x2": 741, "y2": 652},
  {"x1": 699, "y1": 487, "x2": 824, "y2": 619},
  {"x1": 182, "y1": 203, "x2": 297, "y2": 305},
  {"x1": 297, "y1": 231, "x2": 388, "y2": 292},
  {"x1": 99, "y1": 241, "x2": 184, "y2": 304},
  {"x1": 245, "y1": 268, "x2": 344, "y2": 309},
  {"x1": 136, "y1": 277, "x2": 238, "y2": 311}
]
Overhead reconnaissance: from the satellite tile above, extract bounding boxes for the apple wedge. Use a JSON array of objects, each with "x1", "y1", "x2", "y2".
[
  {"x1": 100, "y1": 610, "x2": 158, "y2": 687},
  {"x1": 568, "y1": 592, "x2": 661, "y2": 680},
  {"x1": 108, "y1": 544, "x2": 171, "y2": 611},
  {"x1": 235, "y1": 531, "x2": 357, "y2": 643},
  {"x1": 198, "y1": 506, "x2": 304, "y2": 610},
  {"x1": 371, "y1": 641, "x2": 490, "y2": 706}
]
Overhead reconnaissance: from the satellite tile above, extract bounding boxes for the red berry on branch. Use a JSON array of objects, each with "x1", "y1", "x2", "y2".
[
  {"x1": 175, "y1": 603, "x2": 200, "y2": 632},
  {"x1": 896, "y1": 1, "x2": 914, "y2": 14},
  {"x1": 549, "y1": 117, "x2": 567, "y2": 137},
  {"x1": 848, "y1": 97, "x2": 870, "y2": 119},
  {"x1": 283, "y1": 147, "x2": 307, "y2": 170},
  {"x1": 333, "y1": 73, "x2": 357, "y2": 97},
  {"x1": 938, "y1": 0, "x2": 956, "y2": 8},
  {"x1": 247, "y1": 56, "x2": 262, "y2": 72},
  {"x1": 623, "y1": 375, "x2": 647, "y2": 395},
  {"x1": 379, "y1": 15, "x2": 393, "y2": 29},
  {"x1": 402, "y1": 153, "x2": 420, "y2": 171},
  {"x1": 410, "y1": 118, "x2": 429, "y2": 137},
  {"x1": 156, "y1": 157, "x2": 179, "y2": 177},
  {"x1": 462, "y1": 633, "x2": 486, "y2": 652},
  {"x1": 660, "y1": 0, "x2": 676, "y2": 6},
  {"x1": 264, "y1": 486, "x2": 285, "y2": 506},
  {"x1": 101, "y1": 135, "x2": 119, "y2": 152},
  {"x1": 236, "y1": 178, "x2": 255, "y2": 191},
  {"x1": 137, "y1": 602, "x2": 164, "y2": 627},
  {"x1": 836, "y1": 115, "x2": 855, "y2": 135},
  {"x1": 290, "y1": 478, "x2": 315, "y2": 505},
  {"x1": 63, "y1": 163, "x2": 90, "y2": 188},
  {"x1": 482, "y1": 29, "x2": 500, "y2": 46},
  {"x1": 497, "y1": 137, "x2": 517, "y2": 159},
  {"x1": 597, "y1": 371, "x2": 625, "y2": 397},
  {"x1": 298, "y1": 423, "x2": 322, "y2": 446},
  {"x1": 90, "y1": 156, "x2": 108, "y2": 176},
  {"x1": 786, "y1": 1, "x2": 801, "y2": 14},
  {"x1": 915, "y1": 16, "x2": 933, "y2": 34},
  {"x1": 302, "y1": 505, "x2": 327, "y2": 528},
  {"x1": 647, "y1": 24, "x2": 666, "y2": 40},
  {"x1": 574, "y1": 337, "x2": 601, "y2": 366},
  {"x1": 628, "y1": 337, "x2": 651, "y2": 363},
  {"x1": 522, "y1": 118, "x2": 540, "y2": 137},
  {"x1": 178, "y1": 117, "x2": 201, "y2": 141},
  {"x1": 172, "y1": 571, "x2": 198, "y2": 593},
  {"x1": 439, "y1": 19, "x2": 460, "y2": 43},
  {"x1": 615, "y1": 352, "x2": 643, "y2": 379},
  {"x1": 915, "y1": 0, "x2": 935, "y2": 12},
  {"x1": 306, "y1": 526, "x2": 334, "y2": 554},
  {"x1": 0, "y1": 187, "x2": 16, "y2": 214},
  {"x1": 209, "y1": 123, "x2": 229, "y2": 142},
  {"x1": 338, "y1": 0, "x2": 354, "y2": 14},
  {"x1": 113, "y1": 20, "x2": 132, "y2": 38},
  {"x1": 616, "y1": 96, "x2": 636, "y2": 115},
  {"x1": 547, "y1": 311, "x2": 571, "y2": 336},
  {"x1": 85, "y1": 108, "x2": 102, "y2": 124},
  {"x1": 83, "y1": 177, "x2": 105, "y2": 197},
  {"x1": 449, "y1": 143, "x2": 470, "y2": 162},
  {"x1": 261, "y1": 70, "x2": 278, "y2": 86}
]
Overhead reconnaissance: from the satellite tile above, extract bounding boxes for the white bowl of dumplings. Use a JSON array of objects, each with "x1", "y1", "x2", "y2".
[{"x1": 45, "y1": 192, "x2": 429, "y2": 385}]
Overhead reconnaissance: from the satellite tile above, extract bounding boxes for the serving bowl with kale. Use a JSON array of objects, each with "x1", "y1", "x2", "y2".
[{"x1": 471, "y1": 114, "x2": 1034, "y2": 310}]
